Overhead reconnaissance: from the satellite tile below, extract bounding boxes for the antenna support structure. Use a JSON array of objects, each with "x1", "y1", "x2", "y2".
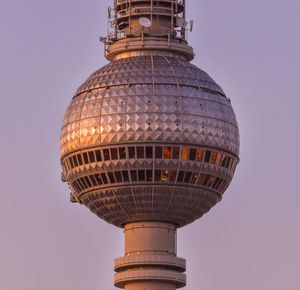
[{"x1": 100, "y1": 0, "x2": 194, "y2": 61}]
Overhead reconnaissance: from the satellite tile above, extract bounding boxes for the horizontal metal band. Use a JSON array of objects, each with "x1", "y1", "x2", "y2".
[
  {"x1": 114, "y1": 269, "x2": 186, "y2": 288},
  {"x1": 114, "y1": 253, "x2": 186, "y2": 272}
]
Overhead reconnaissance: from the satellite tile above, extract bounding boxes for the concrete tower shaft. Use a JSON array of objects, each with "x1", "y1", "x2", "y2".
[
  {"x1": 114, "y1": 222, "x2": 186, "y2": 289},
  {"x1": 102, "y1": 0, "x2": 194, "y2": 61}
]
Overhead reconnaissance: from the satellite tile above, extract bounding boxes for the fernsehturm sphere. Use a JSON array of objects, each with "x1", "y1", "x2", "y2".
[{"x1": 60, "y1": 1, "x2": 240, "y2": 289}]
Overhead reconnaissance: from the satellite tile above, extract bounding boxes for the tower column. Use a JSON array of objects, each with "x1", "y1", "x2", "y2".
[{"x1": 114, "y1": 222, "x2": 186, "y2": 290}]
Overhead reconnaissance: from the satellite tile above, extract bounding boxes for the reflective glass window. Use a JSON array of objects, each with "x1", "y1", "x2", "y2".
[
  {"x1": 197, "y1": 174, "x2": 205, "y2": 185},
  {"x1": 225, "y1": 157, "x2": 231, "y2": 168},
  {"x1": 216, "y1": 153, "x2": 222, "y2": 165},
  {"x1": 221, "y1": 154, "x2": 227, "y2": 167},
  {"x1": 121, "y1": 170, "x2": 129, "y2": 182},
  {"x1": 204, "y1": 151, "x2": 211, "y2": 163},
  {"x1": 184, "y1": 171, "x2": 192, "y2": 183},
  {"x1": 84, "y1": 177, "x2": 92, "y2": 187},
  {"x1": 69, "y1": 157, "x2": 74, "y2": 169},
  {"x1": 101, "y1": 173, "x2": 108, "y2": 184},
  {"x1": 83, "y1": 152, "x2": 89, "y2": 164},
  {"x1": 162, "y1": 170, "x2": 170, "y2": 181},
  {"x1": 155, "y1": 146, "x2": 162, "y2": 159},
  {"x1": 95, "y1": 150, "x2": 102, "y2": 162},
  {"x1": 94, "y1": 174, "x2": 103, "y2": 185},
  {"x1": 72, "y1": 156, "x2": 78, "y2": 167},
  {"x1": 110, "y1": 148, "x2": 118, "y2": 160},
  {"x1": 77, "y1": 154, "x2": 83, "y2": 166},
  {"x1": 218, "y1": 180, "x2": 225, "y2": 191},
  {"x1": 170, "y1": 170, "x2": 177, "y2": 182},
  {"x1": 210, "y1": 152, "x2": 217, "y2": 164},
  {"x1": 89, "y1": 175, "x2": 98, "y2": 186},
  {"x1": 190, "y1": 173, "x2": 198, "y2": 184},
  {"x1": 108, "y1": 172, "x2": 116, "y2": 183},
  {"x1": 181, "y1": 148, "x2": 189, "y2": 160},
  {"x1": 164, "y1": 147, "x2": 172, "y2": 159},
  {"x1": 155, "y1": 170, "x2": 161, "y2": 181},
  {"x1": 177, "y1": 171, "x2": 185, "y2": 183},
  {"x1": 146, "y1": 170, "x2": 152, "y2": 182},
  {"x1": 212, "y1": 177, "x2": 221, "y2": 189},
  {"x1": 64, "y1": 161, "x2": 69, "y2": 171},
  {"x1": 88, "y1": 151, "x2": 95, "y2": 163},
  {"x1": 115, "y1": 171, "x2": 122, "y2": 183},
  {"x1": 77, "y1": 179, "x2": 85, "y2": 189},
  {"x1": 197, "y1": 149, "x2": 204, "y2": 161},
  {"x1": 146, "y1": 146, "x2": 153, "y2": 159},
  {"x1": 172, "y1": 147, "x2": 180, "y2": 159},
  {"x1": 137, "y1": 146, "x2": 144, "y2": 159},
  {"x1": 207, "y1": 176, "x2": 215, "y2": 187},
  {"x1": 130, "y1": 170, "x2": 137, "y2": 182},
  {"x1": 129, "y1": 147, "x2": 136, "y2": 159},
  {"x1": 119, "y1": 147, "x2": 126, "y2": 159},
  {"x1": 103, "y1": 149, "x2": 110, "y2": 161},
  {"x1": 203, "y1": 175, "x2": 211, "y2": 186},
  {"x1": 138, "y1": 170, "x2": 145, "y2": 181},
  {"x1": 81, "y1": 177, "x2": 88, "y2": 188},
  {"x1": 189, "y1": 149, "x2": 197, "y2": 161},
  {"x1": 75, "y1": 182, "x2": 82, "y2": 192}
]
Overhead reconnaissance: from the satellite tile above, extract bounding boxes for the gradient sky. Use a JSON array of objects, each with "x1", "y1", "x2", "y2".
[{"x1": 1, "y1": 0, "x2": 300, "y2": 289}]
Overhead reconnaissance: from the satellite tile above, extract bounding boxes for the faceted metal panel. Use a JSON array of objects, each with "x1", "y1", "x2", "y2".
[{"x1": 60, "y1": 55, "x2": 240, "y2": 228}]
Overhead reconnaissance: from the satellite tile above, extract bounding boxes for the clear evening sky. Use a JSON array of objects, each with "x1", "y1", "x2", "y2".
[{"x1": 0, "y1": 0, "x2": 299, "y2": 289}]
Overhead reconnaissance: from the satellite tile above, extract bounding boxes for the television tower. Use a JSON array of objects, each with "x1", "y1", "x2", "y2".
[{"x1": 60, "y1": 1, "x2": 240, "y2": 289}]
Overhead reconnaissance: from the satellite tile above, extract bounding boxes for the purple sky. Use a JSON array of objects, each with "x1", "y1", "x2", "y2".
[{"x1": 1, "y1": 0, "x2": 300, "y2": 289}]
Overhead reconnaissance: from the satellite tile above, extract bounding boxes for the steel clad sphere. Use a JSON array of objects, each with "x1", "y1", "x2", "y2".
[{"x1": 60, "y1": 55, "x2": 240, "y2": 228}]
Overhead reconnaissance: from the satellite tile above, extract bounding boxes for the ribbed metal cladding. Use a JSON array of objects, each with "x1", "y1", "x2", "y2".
[{"x1": 60, "y1": 55, "x2": 239, "y2": 228}]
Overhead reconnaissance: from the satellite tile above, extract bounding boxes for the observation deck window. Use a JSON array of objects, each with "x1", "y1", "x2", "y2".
[
  {"x1": 184, "y1": 171, "x2": 192, "y2": 183},
  {"x1": 83, "y1": 152, "x2": 89, "y2": 164},
  {"x1": 108, "y1": 172, "x2": 116, "y2": 183},
  {"x1": 129, "y1": 147, "x2": 136, "y2": 159},
  {"x1": 155, "y1": 170, "x2": 161, "y2": 181},
  {"x1": 155, "y1": 146, "x2": 162, "y2": 159},
  {"x1": 138, "y1": 170, "x2": 145, "y2": 181},
  {"x1": 72, "y1": 156, "x2": 78, "y2": 167},
  {"x1": 103, "y1": 149, "x2": 110, "y2": 161},
  {"x1": 172, "y1": 147, "x2": 180, "y2": 159},
  {"x1": 88, "y1": 151, "x2": 95, "y2": 163},
  {"x1": 190, "y1": 173, "x2": 198, "y2": 184},
  {"x1": 204, "y1": 151, "x2": 211, "y2": 163},
  {"x1": 177, "y1": 171, "x2": 184, "y2": 183},
  {"x1": 181, "y1": 148, "x2": 188, "y2": 160},
  {"x1": 197, "y1": 149, "x2": 204, "y2": 161},
  {"x1": 122, "y1": 170, "x2": 129, "y2": 182},
  {"x1": 137, "y1": 147, "x2": 145, "y2": 159},
  {"x1": 95, "y1": 150, "x2": 102, "y2": 162},
  {"x1": 197, "y1": 174, "x2": 205, "y2": 185},
  {"x1": 69, "y1": 157, "x2": 74, "y2": 169},
  {"x1": 146, "y1": 170, "x2": 153, "y2": 181},
  {"x1": 77, "y1": 154, "x2": 83, "y2": 166},
  {"x1": 162, "y1": 170, "x2": 170, "y2": 181},
  {"x1": 203, "y1": 175, "x2": 211, "y2": 186},
  {"x1": 119, "y1": 147, "x2": 126, "y2": 159},
  {"x1": 164, "y1": 147, "x2": 172, "y2": 159},
  {"x1": 110, "y1": 148, "x2": 118, "y2": 160},
  {"x1": 115, "y1": 171, "x2": 123, "y2": 183},
  {"x1": 189, "y1": 149, "x2": 197, "y2": 161},
  {"x1": 94, "y1": 174, "x2": 103, "y2": 185},
  {"x1": 170, "y1": 170, "x2": 177, "y2": 182},
  {"x1": 89, "y1": 175, "x2": 98, "y2": 187},
  {"x1": 101, "y1": 173, "x2": 108, "y2": 184},
  {"x1": 146, "y1": 146, "x2": 153, "y2": 159},
  {"x1": 210, "y1": 152, "x2": 217, "y2": 164},
  {"x1": 130, "y1": 170, "x2": 137, "y2": 182}
]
